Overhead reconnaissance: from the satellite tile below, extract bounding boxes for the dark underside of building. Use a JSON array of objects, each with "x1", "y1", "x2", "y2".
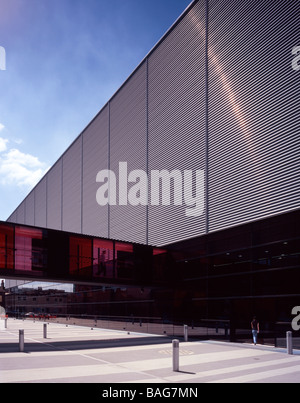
[{"x1": 2, "y1": 208, "x2": 300, "y2": 346}]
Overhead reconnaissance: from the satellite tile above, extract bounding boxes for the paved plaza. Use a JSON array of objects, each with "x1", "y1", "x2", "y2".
[{"x1": 0, "y1": 319, "x2": 300, "y2": 383}]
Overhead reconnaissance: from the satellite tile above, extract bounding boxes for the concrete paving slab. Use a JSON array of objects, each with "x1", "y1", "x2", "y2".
[{"x1": 0, "y1": 319, "x2": 300, "y2": 384}]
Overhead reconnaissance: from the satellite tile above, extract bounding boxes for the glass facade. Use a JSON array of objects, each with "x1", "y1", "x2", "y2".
[
  {"x1": 168, "y1": 209, "x2": 300, "y2": 344},
  {"x1": 0, "y1": 224, "x2": 14, "y2": 270},
  {"x1": 0, "y1": 222, "x2": 169, "y2": 286},
  {"x1": 2, "y1": 209, "x2": 300, "y2": 345}
]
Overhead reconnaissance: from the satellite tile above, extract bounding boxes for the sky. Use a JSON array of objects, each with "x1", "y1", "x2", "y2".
[{"x1": 0, "y1": 0, "x2": 192, "y2": 221}]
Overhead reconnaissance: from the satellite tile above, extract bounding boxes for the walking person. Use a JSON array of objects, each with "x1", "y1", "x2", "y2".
[{"x1": 251, "y1": 316, "x2": 259, "y2": 345}]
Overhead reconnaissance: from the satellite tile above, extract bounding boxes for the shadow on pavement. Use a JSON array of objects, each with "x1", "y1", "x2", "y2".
[{"x1": 0, "y1": 335, "x2": 173, "y2": 354}]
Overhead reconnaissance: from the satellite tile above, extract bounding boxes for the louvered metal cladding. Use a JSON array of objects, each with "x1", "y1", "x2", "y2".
[
  {"x1": 7, "y1": 211, "x2": 16, "y2": 224},
  {"x1": 34, "y1": 177, "x2": 47, "y2": 228},
  {"x1": 6, "y1": 0, "x2": 300, "y2": 248},
  {"x1": 16, "y1": 202, "x2": 25, "y2": 225},
  {"x1": 109, "y1": 62, "x2": 147, "y2": 244},
  {"x1": 208, "y1": 0, "x2": 300, "y2": 233},
  {"x1": 24, "y1": 191, "x2": 34, "y2": 226},
  {"x1": 82, "y1": 105, "x2": 109, "y2": 238},
  {"x1": 148, "y1": 0, "x2": 206, "y2": 246},
  {"x1": 62, "y1": 136, "x2": 82, "y2": 234},
  {"x1": 46, "y1": 160, "x2": 62, "y2": 230}
]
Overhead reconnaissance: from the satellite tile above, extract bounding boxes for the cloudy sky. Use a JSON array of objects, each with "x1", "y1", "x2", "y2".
[{"x1": 0, "y1": 0, "x2": 191, "y2": 220}]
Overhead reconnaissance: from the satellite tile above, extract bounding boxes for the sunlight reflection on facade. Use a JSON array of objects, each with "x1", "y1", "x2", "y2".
[{"x1": 191, "y1": 11, "x2": 255, "y2": 153}]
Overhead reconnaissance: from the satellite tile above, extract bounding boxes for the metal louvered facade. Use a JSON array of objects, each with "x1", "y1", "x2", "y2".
[
  {"x1": 208, "y1": 0, "x2": 300, "y2": 233},
  {"x1": 82, "y1": 105, "x2": 109, "y2": 239},
  {"x1": 7, "y1": 0, "x2": 300, "y2": 248},
  {"x1": 148, "y1": 0, "x2": 207, "y2": 246},
  {"x1": 109, "y1": 62, "x2": 148, "y2": 244}
]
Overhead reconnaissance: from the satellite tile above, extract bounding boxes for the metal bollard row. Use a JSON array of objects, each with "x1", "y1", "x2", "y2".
[{"x1": 18, "y1": 323, "x2": 48, "y2": 352}]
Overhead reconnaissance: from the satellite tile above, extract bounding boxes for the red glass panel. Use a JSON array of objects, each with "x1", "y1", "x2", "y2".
[
  {"x1": 153, "y1": 248, "x2": 167, "y2": 256},
  {"x1": 153, "y1": 247, "x2": 168, "y2": 281},
  {"x1": 69, "y1": 236, "x2": 92, "y2": 278},
  {"x1": 0, "y1": 224, "x2": 14, "y2": 270},
  {"x1": 93, "y1": 239, "x2": 114, "y2": 279},
  {"x1": 15, "y1": 226, "x2": 44, "y2": 272},
  {"x1": 115, "y1": 242, "x2": 134, "y2": 279}
]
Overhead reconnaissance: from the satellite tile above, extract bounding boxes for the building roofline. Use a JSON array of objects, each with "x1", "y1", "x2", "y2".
[{"x1": 7, "y1": 0, "x2": 198, "y2": 222}]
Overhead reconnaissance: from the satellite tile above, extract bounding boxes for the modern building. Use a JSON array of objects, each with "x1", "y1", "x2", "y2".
[
  {"x1": 2, "y1": 0, "x2": 300, "y2": 343},
  {"x1": 5, "y1": 285, "x2": 69, "y2": 318}
]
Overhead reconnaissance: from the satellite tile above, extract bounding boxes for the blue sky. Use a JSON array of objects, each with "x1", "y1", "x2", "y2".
[{"x1": 0, "y1": 0, "x2": 192, "y2": 220}]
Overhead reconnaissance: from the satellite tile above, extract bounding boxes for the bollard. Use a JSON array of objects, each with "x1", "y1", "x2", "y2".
[
  {"x1": 19, "y1": 330, "x2": 24, "y2": 352},
  {"x1": 4, "y1": 318, "x2": 7, "y2": 329},
  {"x1": 184, "y1": 325, "x2": 188, "y2": 342},
  {"x1": 287, "y1": 331, "x2": 293, "y2": 355},
  {"x1": 173, "y1": 339, "x2": 180, "y2": 372},
  {"x1": 43, "y1": 323, "x2": 47, "y2": 339}
]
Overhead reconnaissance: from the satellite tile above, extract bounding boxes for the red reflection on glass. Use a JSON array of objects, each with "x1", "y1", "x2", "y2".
[
  {"x1": 0, "y1": 224, "x2": 14, "y2": 270},
  {"x1": 69, "y1": 236, "x2": 92, "y2": 278},
  {"x1": 93, "y1": 239, "x2": 114, "y2": 279},
  {"x1": 115, "y1": 242, "x2": 134, "y2": 279},
  {"x1": 15, "y1": 226, "x2": 44, "y2": 272},
  {"x1": 153, "y1": 247, "x2": 168, "y2": 281},
  {"x1": 153, "y1": 248, "x2": 167, "y2": 256},
  {"x1": 115, "y1": 243, "x2": 134, "y2": 253}
]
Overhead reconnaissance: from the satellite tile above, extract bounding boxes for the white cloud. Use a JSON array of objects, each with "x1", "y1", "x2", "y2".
[
  {"x1": 0, "y1": 147, "x2": 49, "y2": 188},
  {"x1": 13, "y1": 138, "x2": 23, "y2": 145},
  {"x1": 0, "y1": 137, "x2": 8, "y2": 152},
  {"x1": 0, "y1": 124, "x2": 49, "y2": 189}
]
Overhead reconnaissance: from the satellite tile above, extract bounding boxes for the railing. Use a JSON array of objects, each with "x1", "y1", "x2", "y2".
[
  {"x1": 27, "y1": 314, "x2": 231, "y2": 340},
  {"x1": 20, "y1": 314, "x2": 300, "y2": 349}
]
